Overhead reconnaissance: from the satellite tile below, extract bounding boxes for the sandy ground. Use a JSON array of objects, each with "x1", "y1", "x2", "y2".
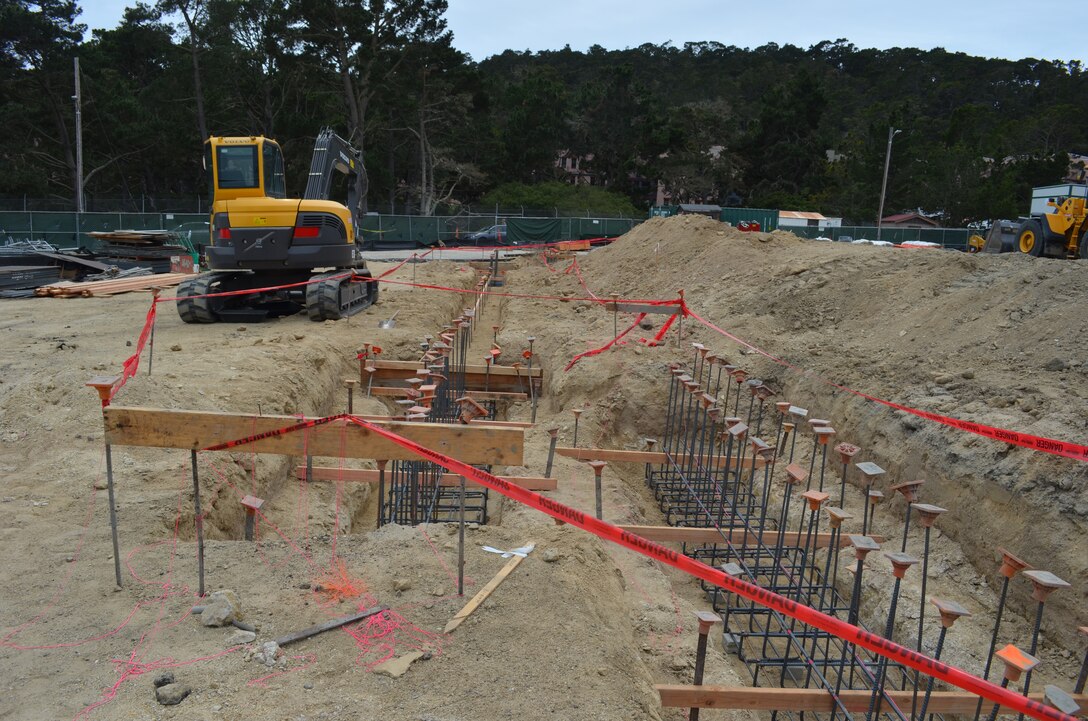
[{"x1": 0, "y1": 217, "x2": 1085, "y2": 720}]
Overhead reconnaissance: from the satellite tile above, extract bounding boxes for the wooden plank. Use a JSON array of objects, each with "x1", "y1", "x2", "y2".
[
  {"x1": 655, "y1": 686, "x2": 1088, "y2": 714},
  {"x1": 274, "y1": 605, "x2": 385, "y2": 647},
  {"x1": 603, "y1": 302, "x2": 680, "y2": 315},
  {"x1": 295, "y1": 466, "x2": 557, "y2": 491},
  {"x1": 39, "y1": 273, "x2": 190, "y2": 298},
  {"x1": 556, "y1": 447, "x2": 766, "y2": 469},
  {"x1": 370, "y1": 359, "x2": 542, "y2": 379},
  {"x1": 104, "y1": 407, "x2": 523, "y2": 465},
  {"x1": 444, "y1": 549, "x2": 530, "y2": 633},
  {"x1": 617, "y1": 525, "x2": 885, "y2": 549},
  {"x1": 365, "y1": 370, "x2": 541, "y2": 394},
  {"x1": 286, "y1": 410, "x2": 531, "y2": 430},
  {"x1": 368, "y1": 386, "x2": 529, "y2": 402}
]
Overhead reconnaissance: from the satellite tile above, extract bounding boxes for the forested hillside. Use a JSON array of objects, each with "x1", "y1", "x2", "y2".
[{"x1": 2, "y1": 0, "x2": 1085, "y2": 223}]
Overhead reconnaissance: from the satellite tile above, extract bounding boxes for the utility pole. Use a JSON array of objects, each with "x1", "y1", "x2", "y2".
[
  {"x1": 74, "y1": 57, "x2": 84, "y2": 214},
  {"x1": 875, "y1": 127, "x2": 900, "y2": 242}
]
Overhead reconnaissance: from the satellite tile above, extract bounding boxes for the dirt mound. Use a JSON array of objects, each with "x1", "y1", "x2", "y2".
[{"x1": 503, "y1": 213, "x2": 1085, "y2": 657}]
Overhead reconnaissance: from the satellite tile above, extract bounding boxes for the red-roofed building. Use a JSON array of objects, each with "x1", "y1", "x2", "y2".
[{"x1": 880, "y1": 212, "x2": 939, "y2": 228}]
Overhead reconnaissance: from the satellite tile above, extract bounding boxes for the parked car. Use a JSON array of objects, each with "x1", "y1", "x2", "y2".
[{"x1": 466, "y1": 224, "x2": 510, "y2": 245}]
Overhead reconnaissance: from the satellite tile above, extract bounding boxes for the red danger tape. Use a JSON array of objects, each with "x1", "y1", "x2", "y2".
[
  {"x1": 565, "y1": 313, "x2": 647, "y2": 371},
  {"x1": 109, "y1": 297, "x2": 158, "y2": 402},
  {"x1": 201, "y1": 415, "x2": 342, "y2": 452},
  {"x1": 336, "y1": 414, "x2": 1074, "y2": 721},
  {"x1": 683, "y1": 307, "x2": 1088, "y2": 462}
]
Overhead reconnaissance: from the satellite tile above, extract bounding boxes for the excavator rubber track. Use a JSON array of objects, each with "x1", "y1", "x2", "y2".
[
  {"x1": 305, "y1": 269, "x2": 379, "y2": 321},
  {"x1": 177, "y1": 271, "x2": 305, "y2": 323},
  {"x1": 177, "y1": 272, "x2": 231, "y2": 323}
]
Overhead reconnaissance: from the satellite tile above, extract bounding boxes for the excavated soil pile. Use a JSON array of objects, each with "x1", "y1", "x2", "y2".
[{"x1": 498, "y1": 214, "x2": 1086, "y2": 685}]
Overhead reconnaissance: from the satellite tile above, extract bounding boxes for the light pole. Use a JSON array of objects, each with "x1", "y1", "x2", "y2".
[
  {"x1": 74, "y1": 57, "x2": 84, "y2": 214},
  {"x1": 875, "y1": 127, "x2": 901, "y2": 242}
]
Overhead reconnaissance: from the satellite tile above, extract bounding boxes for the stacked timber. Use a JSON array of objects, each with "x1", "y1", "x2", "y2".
[{"x1": 34, "y1": 272, "x2": 190, "y2": 298}]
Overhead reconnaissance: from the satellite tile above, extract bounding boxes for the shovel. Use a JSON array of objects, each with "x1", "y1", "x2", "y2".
[{"x1": 378, "y1": 310, "x2": 399, "y2": 329}]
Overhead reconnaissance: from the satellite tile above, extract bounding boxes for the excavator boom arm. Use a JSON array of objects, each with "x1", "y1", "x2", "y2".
[{"x1": 303, "y1": 127, "x2": 365, "y2": 226}]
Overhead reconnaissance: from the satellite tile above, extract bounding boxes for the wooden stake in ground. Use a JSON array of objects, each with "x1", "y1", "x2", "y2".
[{"x1": 444, "y1": 543, "x2": 533, "y2": 634}]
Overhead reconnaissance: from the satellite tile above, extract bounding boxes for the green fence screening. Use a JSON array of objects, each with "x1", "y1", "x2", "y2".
[
  {"x1": 719, "y1": 207, "x2": 779, "y2": 231},
  {"x1": 358, "y1": 214, "x2": 639, "y2": 247},
  {"x1": 0, "y1": 211, "x2": 641, "y2": 249},
  {"x1": 0, "y1": 211, "x2": 207, "y2": 248},
  {"x1": 785, "y1": 225, "x2": 971, "y2": 250}
]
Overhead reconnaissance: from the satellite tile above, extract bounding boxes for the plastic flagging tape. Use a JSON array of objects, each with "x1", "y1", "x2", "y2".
[
  {"x1": 200, "y1": 415, "x2": 341, "y2": 453},
  {"x1": 641, "y1": 313, "x2": 677, "y2": 347},
  {"x1": 109, "y1": 298, "x2": 158, "y2": 402},
  {"x1": 565, "y1": 313, "x2": 647, "y2": 371},
  {"x1": 328, "y1": 414, "x2": 1075, "y2": 721},
  {"x1": 683, "y1": 307, "x2": 1088, "y2": 463},
  {"x1": 154, "y1": 271, "x2": 357, "y2": 304}
]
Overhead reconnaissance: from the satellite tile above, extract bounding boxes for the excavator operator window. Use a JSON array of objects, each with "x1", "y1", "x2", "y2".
[
  {"x1": 263, "y1": 141, "x2": 286, "y2": 199},
  {"x1": 217, "y1": 145, "x2": 259, "y2": 189}
]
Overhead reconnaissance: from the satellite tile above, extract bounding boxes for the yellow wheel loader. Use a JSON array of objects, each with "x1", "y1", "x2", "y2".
[
  {"x1": 1014, "y1": 195, "x2": 1088, "y2": 259},
  {"x1": 176, "y1": 128, "x2": 378, "y2": 323}
]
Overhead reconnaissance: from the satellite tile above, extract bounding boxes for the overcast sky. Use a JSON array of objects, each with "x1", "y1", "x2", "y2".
[{"x1": 76, "y1": 0, "x2": 1085, "y2": 64}]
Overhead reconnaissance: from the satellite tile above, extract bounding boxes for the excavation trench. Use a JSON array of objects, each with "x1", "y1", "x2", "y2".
[
  {"x1": 120, "y1": 244, "x2": 1082, "y2": 718},
  {"x1": 492, "y1": 244, "x2": 1085, "y2": 711}
]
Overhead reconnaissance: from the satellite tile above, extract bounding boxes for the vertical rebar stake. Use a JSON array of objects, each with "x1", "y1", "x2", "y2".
[
  {"x1": 376, "y1": 460, "x2": 388, "y2": 528},
  {"x1": 918, "y1": 598, "x2": 971, "y2": 721},
  {"x1": 544, "y1": 427, "x2": 559, "y2": 477},
  {"x1": 974, "y1": 548, "x2": 1031, "y2": 721},
  {"x1": 191, "y1": 449, "x2": 206, "y2": 598},
  {"x1": 87, "y1": 376, "x2": 123, "y2": 588},
  {"x1": 345, "y1": 379, "x2": 357, "y2": 415},
  {"x1": 457, "y1": 475, "x2": 466, "y2": 596},
  {"x1": 610, "y1": 292, "x2": 619, "y2": 339},
  {"x1": 588, "y1": 461, "x2": 607, "y2": 520},
  {"x1": 690, "y1": 611, "x2": 722, "y2": 721},
  {"x1": 104, "y1": 442, "x2": 122, "y2": 587},
  {"x1": 1017, "y1": 570, "x2": 1070, "y2": 721},
  {"x1": 147, "y1": 288, "x2": 160, "y2": 377}
]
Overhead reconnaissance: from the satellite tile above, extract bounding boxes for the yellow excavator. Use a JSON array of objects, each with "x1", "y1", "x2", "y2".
[
  {"x1": 980, "y1": 194, "x2": 1088, "y2": 258},
  {"x1": 176, "y1": 128, "x2": 378, "y2": 323}
]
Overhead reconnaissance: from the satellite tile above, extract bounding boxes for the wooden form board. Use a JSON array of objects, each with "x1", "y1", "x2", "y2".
[
  {"x1": 368, "y1": 386, "x2": 529, "y2": 403},
  {"x1": 295, "y1": 466, "x2": 557, "y2": 491},
  {"x1": 103, "y1": 407, "x2": 523, "y2": 465},
  {"x1": 556, "y1": 447, "x2": 766, "y2": 470},
  {"x1": 363, "y1": 359, "x2": 543, "y2": 394},
  {"x1": 618, "y1": 525, "x2": 885, "y2": 550},
  {"x1": 602, "y1": 302, "x2": 679, "y2": 315},
  {"x1": 367, "y1": 359, "x2": 543, "y2": 379},
  {"x1": 655, "y1": 685, "x2": 1088, "y2": 714}
]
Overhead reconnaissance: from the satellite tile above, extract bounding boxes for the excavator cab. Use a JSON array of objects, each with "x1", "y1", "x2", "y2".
[{"x1": 206, "y1": 137, "x2": 286, "y2": 201}]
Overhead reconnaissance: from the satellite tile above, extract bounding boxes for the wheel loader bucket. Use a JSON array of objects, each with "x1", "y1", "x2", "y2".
[{"x1": 982, "y1": 220, "x2": 1020, "y2": 254}]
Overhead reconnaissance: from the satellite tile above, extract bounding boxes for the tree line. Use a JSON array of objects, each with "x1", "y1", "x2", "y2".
[{"x1": 2, "y1": 0, "x2": 1085, "y2": 225}]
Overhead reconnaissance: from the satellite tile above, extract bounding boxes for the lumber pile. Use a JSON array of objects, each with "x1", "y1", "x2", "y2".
[
  {"x1": 86, "y1": 229, "x2": 180, "y2": 246},
  {"x1": 34, "y1": 272, "x2": 189, "y2": 298}
]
